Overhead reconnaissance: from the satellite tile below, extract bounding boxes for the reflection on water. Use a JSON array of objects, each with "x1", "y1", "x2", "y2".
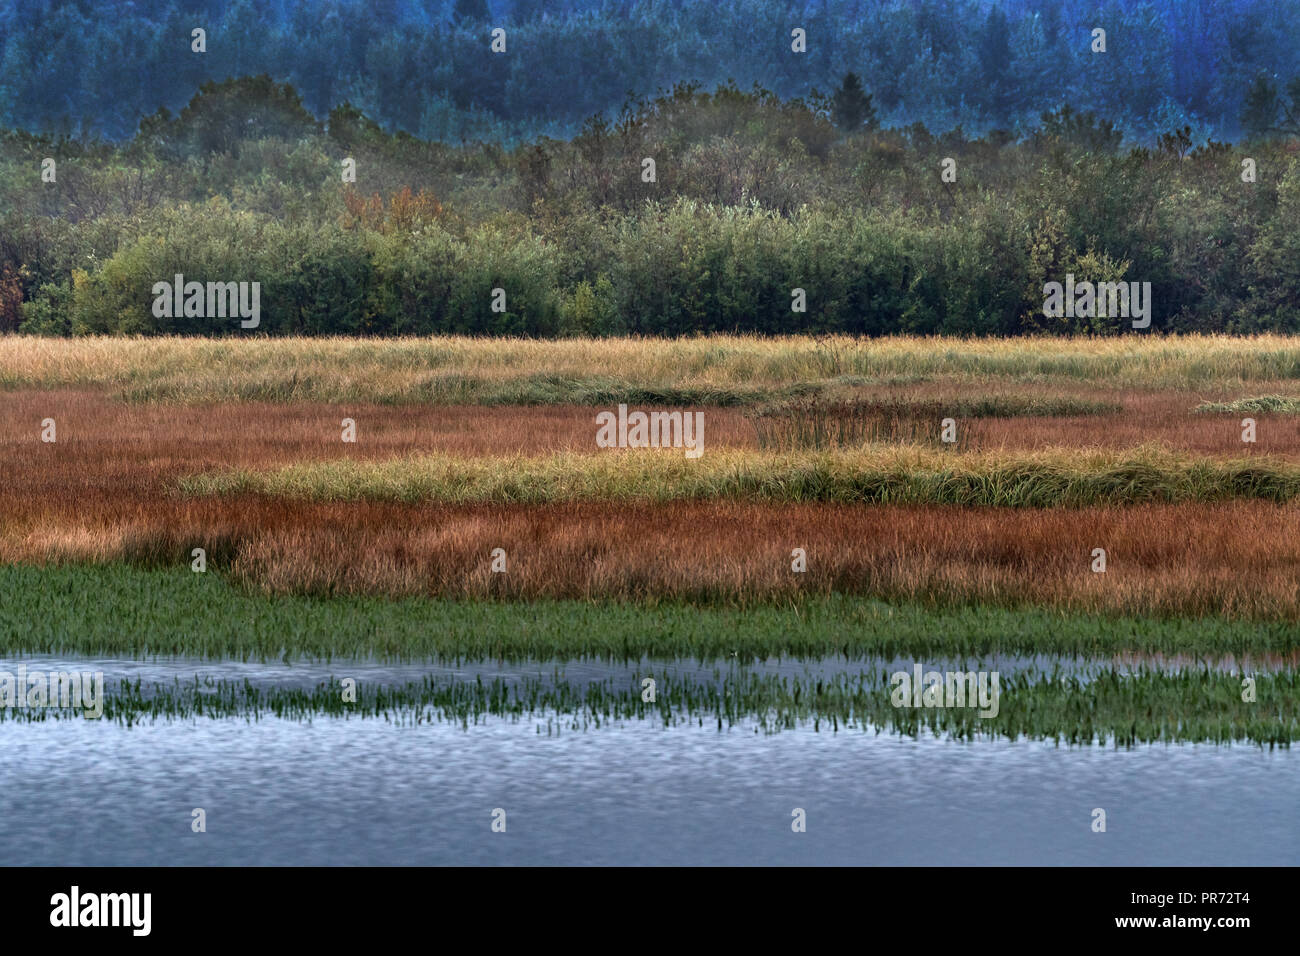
[
  {"x1": 2, "y1": 649, "x2": 1286, "y2": 698},
  {"x1": 1, "y1": 654, "x2": 1295, "y2": 864},
  {"x1": 0, "y1": 715, "x2": 1295, "y2": 865}
]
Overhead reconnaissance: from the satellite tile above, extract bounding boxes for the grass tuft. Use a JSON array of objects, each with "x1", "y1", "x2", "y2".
[
  {"x1": 180, "y1": 445, "x2": 1300, "y2": 507},
  {"x1": 1194, "y1": 395, "x2": 1300, "y2": 414}
]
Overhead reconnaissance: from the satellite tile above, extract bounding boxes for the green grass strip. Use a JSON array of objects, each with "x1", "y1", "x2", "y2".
[{"x1": 1, "y1": 563, "x2": 1296, "y2": 661}]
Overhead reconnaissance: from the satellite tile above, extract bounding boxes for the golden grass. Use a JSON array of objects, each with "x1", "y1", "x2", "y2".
[
  {"x1": 2, "y1": 333, "x2": 1300, "y2": 402},
  {"x1": 179, "y1": 444, "x2": 1300, "y2": 507}
]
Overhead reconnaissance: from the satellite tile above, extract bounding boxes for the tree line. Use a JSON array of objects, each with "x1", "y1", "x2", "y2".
[
  {"x1": 3, "y1": 0, "x2": 1299, "y2": 144},
  {"x1": 2, "y1": 75, "x2": 1298, "y2": 337}
]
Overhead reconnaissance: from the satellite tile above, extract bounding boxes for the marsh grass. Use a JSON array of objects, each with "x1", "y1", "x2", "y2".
[
  {"x1": 1194, "y1": 395, "x2": 1300, "y2": 414},
  {"x1": 180, "y1": 445, "x2": 1300, "y2": 507},
  {"x1": 4, "y1": 334, "x2": 1300, "y2": 404},
  {"x1": 747, "y1": 394, "x2": 1118, "y2": 450},
  {"x1": 5, "y1": 384, "x2": 1296, "y2": 613},
  {"x1": 8, "y1": 666, "x2": 1295, "y2": 746},
  {"x1": 124, "y1": 372, "x2": 835, "y2": 408},
  {"x1": 3, "y1": 563, "x2": 1299, "y2": 661}
]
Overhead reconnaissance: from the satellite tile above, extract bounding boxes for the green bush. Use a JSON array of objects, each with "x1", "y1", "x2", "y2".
[{"x1": 18, "y1": 281, "x2": 73, "y2": 335}]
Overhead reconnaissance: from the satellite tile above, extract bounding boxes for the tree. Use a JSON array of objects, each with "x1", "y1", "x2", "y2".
[
  {"x1": 1157, "y1": 126, "x2": 1193, "y2": 158},
  {"x1": 977, "y1": 8, "x2": 1011, "y2": 82},
  {"x1": 1036, "y1": 105, "x2": 1122, "y2": 155},
  {"x1": 1242, "y1": 76, "x2": 1279, "y2": 139},
  {"x1": 172, "y1": 76, "x2": 319, "y2": 157},
  {"x1": 1242, "y1": 75, "x2": 1300, "y2": 139},
  {"x1": 830, "y1": 73, "x2": 877, "y2": 134},
  {"x1": 454, "y1": 0, "x2": 490, "y2": 23},
  {"x1": 976, "y1": 7, "x2": 1012, "y2": 115}
]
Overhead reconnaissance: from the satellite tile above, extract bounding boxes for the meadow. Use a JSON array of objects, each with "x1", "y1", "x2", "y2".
[
  {"x1": 6, "y1": 333, "x2": 1300, "y2": 399},
  {"x1": 2, "y1": 334, "x2": 1298, "y2": 737}
]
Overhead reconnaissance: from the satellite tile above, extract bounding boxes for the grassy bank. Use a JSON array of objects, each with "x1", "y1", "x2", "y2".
[
  {"x1": 4, "y1": 334, "x2": 1300, "y2": 403},
  {"x1": 2, "y1": 563, "x2": 1298, "y2": 661}
]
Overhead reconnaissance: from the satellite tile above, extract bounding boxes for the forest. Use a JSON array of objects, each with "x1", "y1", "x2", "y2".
[
  {"x1": 4, "y1": 0, "x2": 1300, "y2": 144},
  {"x1": 2, "y1": 71, "x2": 1298, "y2": 337}
]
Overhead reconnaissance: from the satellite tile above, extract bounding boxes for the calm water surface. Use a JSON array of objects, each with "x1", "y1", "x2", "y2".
[{"x1": 0, "y1": 654, "x2": 1294, "y2": 865}]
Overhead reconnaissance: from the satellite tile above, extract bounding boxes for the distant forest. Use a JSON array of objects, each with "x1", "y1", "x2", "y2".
[
  {"x1": 3, "y1": 74, "x2": 1298, "y2": 337},
  {"x1": 3, "y1": 0, "x2": 1299, "y2": 144}
]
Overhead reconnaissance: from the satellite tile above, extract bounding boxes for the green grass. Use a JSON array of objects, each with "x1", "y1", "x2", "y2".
[
  {"x1": 2, "y1": 563, "x2": 1298, "y2": 661},
  {"x1": 180, "y1": 445, "x2": 1300, "y2": 507},
  {"x1": 8, "y1": 666, "x2": 1296, "y2": 746},
  {"x1": 1194, "y1": 395, "x2": 1300, "y2": 414}
]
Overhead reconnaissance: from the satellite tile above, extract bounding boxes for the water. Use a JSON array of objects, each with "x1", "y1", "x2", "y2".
[
  {"x1": 1, "y1": 655, "x2": 1296, "y2": 865},
  {"x1": 3, "y1": 648, "x2": 1285, "y2": 697}
]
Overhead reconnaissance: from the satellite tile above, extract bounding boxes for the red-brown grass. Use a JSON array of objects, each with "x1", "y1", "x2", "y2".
[{"x1": 3, "y1": 388, "x2": 1299, "y2": 617}]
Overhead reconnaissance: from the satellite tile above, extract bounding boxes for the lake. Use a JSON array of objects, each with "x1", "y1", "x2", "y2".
[{"x1": 0, "y1": 655, "x2": 1295, "y2": 865}]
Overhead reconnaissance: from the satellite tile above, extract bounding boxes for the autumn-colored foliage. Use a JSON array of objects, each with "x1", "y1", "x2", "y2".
[{"x1": 342, "y1": 186, "x2": 444, "y2": 234}]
